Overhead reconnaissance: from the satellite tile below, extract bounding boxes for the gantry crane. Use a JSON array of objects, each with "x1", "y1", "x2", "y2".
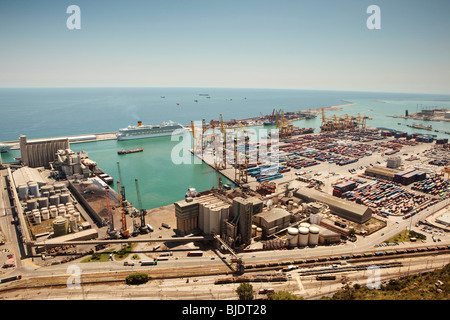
[
  {"x1": 135, "y1": 178, "x2": 148, "y2": 233},
  {"x1": 116, "y1": 162, "x2": 126, "y2": 201},
  {"x1": 116, "y1": 181, "x2": 129, "y2": 238},
  {"x1": 213, "y1": 114, "x2": 227, "y2": 170}
]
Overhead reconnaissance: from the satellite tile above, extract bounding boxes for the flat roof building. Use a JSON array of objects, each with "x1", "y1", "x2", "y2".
[
  {"x1": 294, "y1": 187, "x2": 372, "y2": 224},
  {"x1": 252, "y1": 207, "x2": 290, "y2": 237}
]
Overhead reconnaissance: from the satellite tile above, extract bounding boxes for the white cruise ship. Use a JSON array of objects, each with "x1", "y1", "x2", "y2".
[{"x1": 116, "y1": 120, "x2": 188, "y2": 141}]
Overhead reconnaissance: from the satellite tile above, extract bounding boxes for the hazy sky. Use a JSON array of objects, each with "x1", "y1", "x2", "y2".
[{"x1": 0, "y1": 0, "x2": 449, "y2": 94}]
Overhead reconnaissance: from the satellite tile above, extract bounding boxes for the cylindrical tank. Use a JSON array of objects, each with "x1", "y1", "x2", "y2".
[
  {"x1": 287, "y1": 228, "x2": 299, "y2": 248},
  {"x1": 34, "y1": 212, "x2": 41, "y2": 224},
  {"x1": 54, "y1": 182, "x2": 65, "y2": 191},
  {"x1": 298, "y1": 227, "x2": 309, "y2": 247},
  {"x1": 28, "y1": 182, "x2": 40, "y2": 197},
  {"x1": 37, "y1": 197, "x2": 49, "y2": 209},
  {"x1": 252, "y1": 225, "x2": 257, "y2": 237},
  {"x1": 53, "y1": 218, "x2": 69, "y2": 237},
  {"x1": 309, "y1": 226, "x2": 320, "y2": 246},
  {"x1": 41, "y1": 209, "x2": 50, "y2": 220},
  {"x1": 69, "y1": 216, "x2": 77, "y2": 233},
  {"x1": 256, "y1": 227, "x2": 262, "y2": 238},
  {"x1": 18, "y1": 184, "x2": 29, "y2": 200},
  {"x1": 49, "y1": 195, "x2": 60, "y2": 207},
  {"x1": 209, "y1": 207, "x2": 221, "y2": 234},
  {"x1": 26, "y1": 199, "x2": 38, "y2": 211},
  {"x1": 300, "y1": 222, "x2": 310, "y2": 229},
  {"x1": 58, "y1": 208, "x2": 66, "y2": 216},
  {"x1": 50, "y1": 207, "x2": 58, "y2": 218},
  {"x1": 60, "y1": 193, "x2": 70, "y2": 204},
  {"x1": 73, "y1": 211, "x2": 81, "y2": 222},
  {"x1": 40, "y1": 185, "x2": 53, "y2": 195}
]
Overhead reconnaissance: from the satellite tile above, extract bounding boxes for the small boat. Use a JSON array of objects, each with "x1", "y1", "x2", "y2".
[{"x1": 118, "y1": 148, "x2": 143, "y2": 155}]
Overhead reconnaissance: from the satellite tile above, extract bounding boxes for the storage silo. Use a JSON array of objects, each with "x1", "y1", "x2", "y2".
[
  {"x1": 34, "y1": 212, "x2": 41, "y2": 224},
  {"x1": 256, "y1": 227, "x2": 262, "y2": 238},
  {"x1": 53, "y1": 218, "x2": 69, "y2": 237},
  {"x1": 54, "y1": 182, "x2": 65, "y2": 191},
  {"x1": 287, "y1": 228, "x2": 299, "y2": 248},
  {"x1": 300, "y1": 222, "x2": 310, "y2": 229},
  {"x1": 73, "y1": 211, "x2": 81, "y2": 222},
  {"x1": 209, "y1": 207, "x2": 222, "y2": 234},
  {"x1": 60, "y1": 193, "x2": 71, "y2": 205},
  {"x1": 309, "y1": 226, "x2": 320, "y2": 246},
  {"x1": 41, "y1": 209, "x2": 50, "y2": 220},
  {"x1": 18, "y1": 184, "x2": 29, "y2": 200},
  {"x1": 50, "y1": 207, "x2": 58, "y2": 218},
  {"x1": 298, "y1": 227, "x2": 309, "y2": 247},
  {"x1": 28, "y1": 182, "x2": 40, "y2": 197},
  {"x1": 37, "y1": 197, "x2": 49, "y2": 209},
  {"x1": 69, "y1": 216, "x2": 78, "y2": 233},
  {"x1": 26, "y1": 199, "x2": 38, "y2": 211},
  {"x1": 203, "y1": 205, "x2": 211, "y2": 234},
  {"x1": 252, "y1": 225, "x2": 257, "y2": 237},
  {"x1": 49, "y1": 195, "x2": 60, "y2": 207}
]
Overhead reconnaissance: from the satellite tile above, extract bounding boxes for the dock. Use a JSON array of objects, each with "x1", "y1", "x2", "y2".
[{"x1": 2, "y1": 132, "x2": 118, "y2": 150}]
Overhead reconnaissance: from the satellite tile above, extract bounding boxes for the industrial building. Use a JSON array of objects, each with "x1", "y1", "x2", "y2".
[
  {"x1": 386, "y1": 156, "x2": 402, "y2": 169},
  {"x1": 294, "y1": 187, "x2": 372, "y2": 224},
  {"x1": 364, "y1": 166, "x2": 401, "y2": 181},
  {"x1": 252, "y1": 207, "x2": 290, "y2": 237},
  {"x1": 19, "y1": 135, "x2": 69, "y2": 168}
]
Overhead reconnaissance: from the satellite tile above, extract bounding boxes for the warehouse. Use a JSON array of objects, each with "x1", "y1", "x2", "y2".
[
  {"x1": 252, "y1": 207, "x2": 290, "y2": 237},
  {"x1": 294, "y1": 187, "x2": 372, "y2": 224},
  {"x1": 364, "y1": 166, "x2": 401, "y2": 181}
]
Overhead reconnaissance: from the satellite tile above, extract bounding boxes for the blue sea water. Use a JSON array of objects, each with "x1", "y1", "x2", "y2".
[{"x1": 1, "y1": 87, "x2": 449, "y2": 209}]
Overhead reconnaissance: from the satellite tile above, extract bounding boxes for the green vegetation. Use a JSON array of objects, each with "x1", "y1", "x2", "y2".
[
  {"x1": 323, "y1": 263, "x2": 450, "y2": 300},
  {"x1": 386, "y1": 230, "x2": 426, "y2": 244},
  {"x1": 114, "y1": 244, "x2": 136, "y2": 260},
  {"x1": 80, "y1": 249, "x2": 115, "y2": 263},
  {"x1": 236, "y1": 282, "x2": 254, "y2": 300},
  {"x1": 268, "y1": 291, "x2": 303, "y2": 300},
  {"x1": 125, "y1": 272, "x2": 149, "y2": 285}
]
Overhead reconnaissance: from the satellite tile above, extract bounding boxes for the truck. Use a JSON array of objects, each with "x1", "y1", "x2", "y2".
[
  {"x1": 140, "y1": 260, "x2": 157, "y2": 266},
  {"x1": 187, "y1": 251, "x2": 203, "y2": 257}
]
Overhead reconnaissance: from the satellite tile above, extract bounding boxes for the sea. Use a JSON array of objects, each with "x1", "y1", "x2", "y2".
[{"x1": 1, "y1": 87, "x2": 449, "y2": 210}]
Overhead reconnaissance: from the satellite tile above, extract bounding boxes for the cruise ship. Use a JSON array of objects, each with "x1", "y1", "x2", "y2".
[{"x1": 116, "y1": 121, "x2": 188, "y2": 141}]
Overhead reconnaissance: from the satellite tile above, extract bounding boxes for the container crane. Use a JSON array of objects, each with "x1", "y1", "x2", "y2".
[
  {"x1": 135, "y1": 178, "x2": 148, "y2": 233},
  {"x1": 116, "y1": 181, "x2": 129, "y2": 238}
]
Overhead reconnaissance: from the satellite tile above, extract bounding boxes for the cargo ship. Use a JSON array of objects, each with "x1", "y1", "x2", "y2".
[
  {"x1": 118, "y1": 148, "x2": 143, "y2": 155},
  {"x1": 116, "y1": 120, "x2": 188, "y2": 141}
]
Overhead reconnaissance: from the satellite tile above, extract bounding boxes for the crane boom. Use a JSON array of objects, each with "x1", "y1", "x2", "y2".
[
  {"x1": 116, "y1": 162, "x2": 126, "y2": 200},
  {"x1": 117, "y1": 181, "x2": 129, "y2": 237},
  {"x1": 135, "y1": 178, "x2": 147, "y2": 232}
]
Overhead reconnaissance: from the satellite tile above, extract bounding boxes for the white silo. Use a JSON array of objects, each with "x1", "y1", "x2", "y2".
[
  {"x1": 69, "y1": 216, "x2": 78, "y2": 233},
  {"x1": 209, "y1": 207, "x2": 221, "y2": 234},
  {"x1": 34, "y1": 212, "x2": 41, "y2": 224},
  {"x1": 28, "y1": 182, "x2": 40, "y2": 197},
  {"x1": 300, "y1": 222, "x2": 310, "y2": 229},
  {"x1": 256, "y1": 227, "x2": 262, "y2": 238},
  {"x1": 50, "y1": 207, "x2": 58, "y2": 218},
  {"x1": 287, "y1": 228, "x2": 299, "y2": 248},
  {"x1": 41, "y1": 209, "x2": 50, "y2": 220},
  {"x1": 73, "y1": 211, "x2": 81, "y2": 222},
  {"x1": 309, "y1": 226, "x2": 320, "y2": 246},
  {"x1": 298, "y1": 227, "x2": 309, "y2": 247},
  {"x1": 310, "y1": 213, "x2": 323, "y2": 225},
  {"x1": 203, "y1": 205, "x2": 211, "y2": 234},
  {"x1": 252, "y1": 225, "x2": 257, "y2": 237},
  {"x1": 198, "y1": 204, "x2": 205, "y2": 231}
]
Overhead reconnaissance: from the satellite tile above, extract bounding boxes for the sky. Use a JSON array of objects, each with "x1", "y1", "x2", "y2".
[{"x1": 0, "y1": 0, "x2": 449, "y2": 94}]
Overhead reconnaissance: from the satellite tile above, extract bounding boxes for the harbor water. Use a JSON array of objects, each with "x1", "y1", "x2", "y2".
[{"x1": 1, "y1": 87, "x2": 449, "y2": 209}]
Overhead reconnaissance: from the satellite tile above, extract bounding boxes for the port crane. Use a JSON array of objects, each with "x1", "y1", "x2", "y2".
[
  {"x1": 213, "y1": 114, "x2": 227, "y2": 170},
  {"x1": 135, "y1": 178, "x2": 148, "y2": 234},
  {"x1": 116, "y1": 181, "x2": 129, "y2": 238},
  {"x1": 104, "y1": 186, "x2": 117, "y2": 238},
  {"x1": 116, "y1": 162, "x2": 126, "y2": 201}
]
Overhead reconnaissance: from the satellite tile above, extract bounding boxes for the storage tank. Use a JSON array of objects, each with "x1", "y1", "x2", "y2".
[
  {"x1": 41, "y1": 209, "x2": 50, "y2": 220},
  {"x1": 310, "y1": 213, "x2": 323, "y2": 225},
  {"x1": 73, "y1": 211, "x2": 81, "y2": 222},
  {"x1": 256, "y1": 227, "x2": 262, "y2": 238},
  {"x1": 18, "y1": 184, "x2": 29, "y2": 200},
  {"x1": 34, "y1": 212, "x2": 41, "y2": 224},
  {"x1": 53, "y1": 218, "x2": 69, "y2": 237},
  {"x1": 69, "y1": 216, "x2": 78, "y2": 233},
  {"x1": 26, "y1": 199, "x2": 38, "y2": 211},
  {"x1": 40, "y1": 185, "x2": 53, "y2": 195},
  {"x1": 309, "y1": 226, "x2": 320, "y2": 246},
  {"x1": 298, "y1": 227, "x2": 309, "y2": 247},
  {"x1": 54, "y1": 182, "x2": 65, "y2": 191},
  {"x1": 49, "y1": 195, "x2": 60, "y2": 207},
  {"x1": 209, "y1": 207, "x2": 221, "y2": 234},
  {"x1": 50, "y1": 207, "x2": 58, "y2": 218},
  {"x1": 287, "y1": 228, "x2": 299, "y2": 248},
  {"x1": 300, "y1": 222, "x2": 310, "y2": 229},
  {"x1": 28, "y1": 182, "x2": 40, "y2": 197},
  {"x1": 60, "y1": 193, "x2": 71, "y2": 204},
  {"x1": 203, "y1": 205, "x2": 211, "y2": 234},
  {"x1": 252, "y1": 225, "x2": 257, "y2": 237},
  {"x1": 37, "y1": 197, "x2": 49, "y2": 209}
]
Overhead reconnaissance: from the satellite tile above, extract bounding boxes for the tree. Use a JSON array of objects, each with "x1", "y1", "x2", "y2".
[
  {"x1": 125, "y1": 272, "x2": 149, "y2": 285},
  {"x1": 236, "y1": 282, "x2": 254, "y2": 300}
]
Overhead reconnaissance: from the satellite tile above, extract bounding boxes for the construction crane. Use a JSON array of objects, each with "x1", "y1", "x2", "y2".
[
  {"x1": 135, "y1": 178, "x2": 148, "y2": 233},
  {"x1": 116, "y1": 181, "x2": 129, "y2": 238},
  {"x1": 104, "y1": 186, "x2": 117, "y2": 238},
  {"x1": 116, "y1": 162, "x2": 126, "y2": 201}
]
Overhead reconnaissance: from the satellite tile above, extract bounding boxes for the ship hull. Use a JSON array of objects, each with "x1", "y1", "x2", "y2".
[{"x1": 117, "y1": 128, "x2": 188, "y2": 141}]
